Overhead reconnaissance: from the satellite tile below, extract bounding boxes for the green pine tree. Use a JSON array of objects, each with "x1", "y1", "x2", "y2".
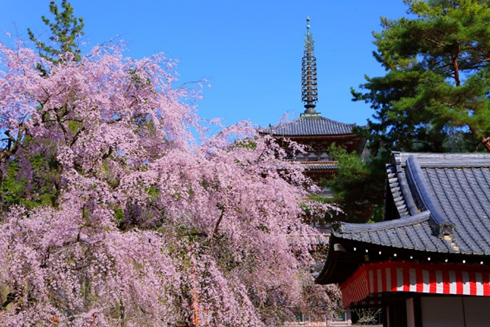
[
  {"x1": 323, "y1": 144, "x2": 387, "y2": 223},
  {"x1": 27, "y1": 0, "x2": 85, "y2": 64},
  {"x1": 332, "y1": 0, "x2": 490, "y2": 221},
  {"x1": 353, "y1": 0, "x2": 490, "y2": 156}
]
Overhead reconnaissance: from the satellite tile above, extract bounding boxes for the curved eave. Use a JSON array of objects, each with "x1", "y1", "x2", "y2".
[
  {"x1": 261, "y1": 116, "x2": 362, "y2": 137},
  {"x1": 316, "y1": 211, "x2": 454, "y2": 285},
  {"x1": 315, "y1": 235, "x2": 490, "y2": 286},
  {"x1": 268, "y1": 132, "x2": 358, "y2": 138},
  {"x1": 332, "y1": 210, "x2": 462, "y2": 254},
  {"x1": 303, "y1": 163, "x2": 338, "y2": 170},
  {"x1": 315, "y1": 235, "x2": 365, "y2": 285}
]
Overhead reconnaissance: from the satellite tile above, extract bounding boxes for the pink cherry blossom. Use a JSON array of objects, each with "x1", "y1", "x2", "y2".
[{"x1": 0, "y1": 42, "x2": 339, "y2": 326}]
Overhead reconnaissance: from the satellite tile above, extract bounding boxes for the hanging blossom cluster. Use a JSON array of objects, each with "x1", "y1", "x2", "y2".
[{"x1": 0, "y1": 42, "x2": 339, "y2": 326}]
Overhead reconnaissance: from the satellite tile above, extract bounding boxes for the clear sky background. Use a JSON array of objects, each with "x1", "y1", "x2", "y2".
[{"x1": 0, "y1": 0, "x2": 409, "y2": 129}]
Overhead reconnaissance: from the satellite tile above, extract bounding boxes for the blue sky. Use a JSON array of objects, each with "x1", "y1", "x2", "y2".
[{"x1": 0, "y1": 0, "x2": 408, "y2": 129}]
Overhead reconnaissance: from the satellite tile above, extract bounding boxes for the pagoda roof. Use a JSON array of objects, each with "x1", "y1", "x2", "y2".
[
  {"x1": 303, "y1": 163, "x2": 338, "y2": 170},
  {"x1": 262, "y1": 114, "x2": 357, "y2": 137},
  {"x1": 316, "y1": 152, "x2": 490, "y2": 284}
]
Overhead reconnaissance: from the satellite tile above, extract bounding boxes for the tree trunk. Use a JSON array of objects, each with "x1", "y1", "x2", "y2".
[{"x1": 482, "y1": 137, "x2": 490, "y2": 152}]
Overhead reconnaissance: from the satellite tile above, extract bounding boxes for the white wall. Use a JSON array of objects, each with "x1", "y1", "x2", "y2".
[{"x1": 421, "y1": 296, "x2": 490, "y2": 327}]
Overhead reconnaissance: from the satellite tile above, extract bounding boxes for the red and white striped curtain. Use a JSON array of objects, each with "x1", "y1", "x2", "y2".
[{"x1": 341, "y1": 261, "x2": 490, "y2": 306}]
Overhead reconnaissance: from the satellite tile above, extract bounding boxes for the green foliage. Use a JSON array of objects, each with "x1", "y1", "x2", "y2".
[
  {"x1": 233, "y1": 138, "x2": 258, "y2": 150},
  {"x1": 114, "y1": 207, "x2": 125, "y2": 226},
  {"x1": 27, "y1": 0, "x2": 85, "y2": 64},
  {"x1": 1, "y1": 163, "x2": 25, "y2": 208},
  {"x1": 0, "y1": 131, "x2": 60, "y2": 211},
  {"x1": 0, "y1": 1, "x2": 86, "y2": 212},
  {"x1": 324, "y1": 144, "x2": 387, "y2": 223},
  {"x1": 1, "y1": 152, "x2": 58, "y2": 211},
  {"x1": 353, "y1": 0, "x2": 490, "y2": 156},
  {"x1": 338, "y1": 0, "x2": 490, "y2": 221}
]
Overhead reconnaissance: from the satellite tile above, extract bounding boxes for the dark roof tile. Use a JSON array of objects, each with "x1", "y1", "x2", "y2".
[
  {"x1": 333, "y1": 152, "x2": 490, "y2": 256},
  {"x1": 304, "y1": 163, "x2": 338, "y2": 170},
  {"x1": 263, "y1": 115, "x2": 357, "y2": 136},
  {"x1": 317, "y1": 152, "x2": 490, "y2": 285}
]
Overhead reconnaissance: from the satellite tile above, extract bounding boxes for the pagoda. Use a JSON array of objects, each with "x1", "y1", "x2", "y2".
[{"x1": 261, "y1": 18, "x2": 365, "y2": 187}]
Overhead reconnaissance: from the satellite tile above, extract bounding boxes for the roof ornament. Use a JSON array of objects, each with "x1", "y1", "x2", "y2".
[{"x1": 301, "y1": 17, "x2": 319, "y2": 116}]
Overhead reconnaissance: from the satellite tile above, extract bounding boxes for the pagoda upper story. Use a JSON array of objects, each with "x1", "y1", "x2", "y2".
[{"x1": 261, "y1": 18, "x2": 365, "y2": 182}]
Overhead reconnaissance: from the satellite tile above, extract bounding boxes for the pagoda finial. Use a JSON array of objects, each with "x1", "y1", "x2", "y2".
[{"x1": 301, "y1": 17, "x2": 319, "y2": 115}]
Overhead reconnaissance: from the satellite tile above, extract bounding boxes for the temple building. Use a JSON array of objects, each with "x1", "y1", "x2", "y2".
[
  {"x1": 316, "y1": 152, "x2": 490, "y2": 327},
  {"x1": 260, "y1": 18, "x2": 365, "y2": 191}
]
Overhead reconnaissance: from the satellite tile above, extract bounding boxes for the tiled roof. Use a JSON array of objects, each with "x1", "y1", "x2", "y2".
[
  {"x1": 263, "y1": 115, "x2": 357, "y2": 136},
  {"x1": 333, "y1": 152, "x2": 490, "y2": 256},
  {"x1": 334, "y1": 211, "x2": 455, "y2": 253},
  {"x1": 303, "y1": 163, "x2": 338, "y2": 170},
  {"x1": 316, "y1": 152, "x2": 490, "y2": 284}
]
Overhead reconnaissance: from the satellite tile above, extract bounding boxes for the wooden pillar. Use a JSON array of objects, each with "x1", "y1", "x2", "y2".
[
  {"x1": 385, "y1": 305, "x2": 390, "y2": 327},
  {"x1": 406, "y1": 298, "x2": 415, "y2": 327}
]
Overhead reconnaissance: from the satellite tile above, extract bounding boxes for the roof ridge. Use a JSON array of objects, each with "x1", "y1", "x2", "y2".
[
  {"x1": 333, "y1": 210, "x2": 431, "y2": 234},
  {"x1": 393, "y1": 152, "x2": 490, "y2": 165},
  {"x1": 386, "y1": 164, "x2": 410, "y2": 218},
  {"x1": 263, "y1": 114, "x2": 358, "y2": 136},
  {"x1": 297, "y1": 115, "x2": 356, "y2": 125},
  {"x1": 405, "y1": 156, "x2": 455, "y2": 237}
]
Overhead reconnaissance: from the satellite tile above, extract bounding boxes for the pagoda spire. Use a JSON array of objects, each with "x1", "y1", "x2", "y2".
[{"x1": 301, "y1": 17, "x2": 319, "y2": 115}]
